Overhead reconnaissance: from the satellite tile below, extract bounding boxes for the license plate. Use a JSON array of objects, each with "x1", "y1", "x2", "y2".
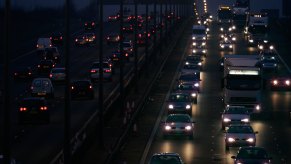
[{"x1": 38, "y1": 93, "x2": 46, "y2": 96}]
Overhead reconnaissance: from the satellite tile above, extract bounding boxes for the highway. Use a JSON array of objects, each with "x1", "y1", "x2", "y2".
[{"x1": 111, "y1": 19, "x2": 291, "y2": 164}]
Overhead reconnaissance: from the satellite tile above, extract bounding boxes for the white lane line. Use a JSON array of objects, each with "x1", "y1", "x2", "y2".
[{"x1": 139, "y1": 35, "x2": 191, "y2": 164}]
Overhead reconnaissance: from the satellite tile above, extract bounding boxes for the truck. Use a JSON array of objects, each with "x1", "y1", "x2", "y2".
[
  {"x1": 217, "y1": 5, "x2": 233, "y2": 24},
  {"x1": 221, "y1": 55, "x2": 262, "y2": 114},
  {"x1": 244, "y1": 12, "x2": 269, "y2": 36},
  {"x1": 232, "y1": 0, "x2": 249, "y2": 28}
]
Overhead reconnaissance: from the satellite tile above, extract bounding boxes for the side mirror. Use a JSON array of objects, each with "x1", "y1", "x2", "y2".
[{"x1": 231, "y1": 156, "x2": 236, "y2": 159}]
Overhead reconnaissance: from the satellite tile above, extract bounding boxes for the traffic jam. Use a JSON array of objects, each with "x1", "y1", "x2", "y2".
[{"x1": 148, "y1": 1, "x2": 291, "y2": 164}]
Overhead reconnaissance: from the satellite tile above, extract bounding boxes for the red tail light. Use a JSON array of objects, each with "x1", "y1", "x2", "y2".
[
  {"x1": 113, "y1": 54, "x2": 117, "y2": 57},
  {"x1": 60, "y1": 36, "x2": 63, "y2": 40},
  {"x1": 93, "y1": 36, "x2": 96, "y2": 39},
  {"x1": 36, "y1": 44, "x2": 39, "y2": 48},
  {"x1": 50, "y1": 37, "x2": 52, "y2": 40},
  {"x1": 85, "y1": 23, "x2": 88, "y2": 26},
  {"x1": 125, "y1": 53, "x2": 129, "y2": 57},
  {"x1": 89, "y1": 85, "x2": 92, "y2": 89},
  {"x1": 40, "y1": 106, "x2": 48, "y2": 111},
  {"x1": 20, "y1": 107, "x2": 27, "y2": 111},
  {"x1": 138, "y1": 34, "x2": 142, "y2": 38},
  {"x1": 52, "y1": 64, "x2": 55, "y2": 67},
  {"x1": 49, "y1": 74, "x2": 52, "y2": 78},
  {"x1": 92, "y1": 22, "x2": 95, "y2": 26},
  {"x1": 91, "y1": 70, "x2": 96, "y2": 73},
  {"x1": 75, "y1": 39, "x2": 78, "y2": 42},
  {"x1": 104, "y1": 69, "x2": 111, "y2": 73}
]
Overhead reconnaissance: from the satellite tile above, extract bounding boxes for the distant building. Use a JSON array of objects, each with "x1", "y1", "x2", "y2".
[{"x1": 282, "y1": 0, "x2": 291, "y2": 16}]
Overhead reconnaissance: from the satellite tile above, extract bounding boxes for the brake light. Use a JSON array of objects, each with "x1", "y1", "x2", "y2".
[
  {"x1": 92, "y1": 22, "x2": 95, "y2": 26},
  {"x1": 104, "y1": 69, "x2": 111, "y2": 73},
  {"x1": 125, "y1": 53, "x2": 129, "y2": 57},
  {"x1": 40, "y1": 106, "x2": 48, "y2": 111},
  {"x1": 91, "y1": 70, "x2": 96, "y2": 73},
  {"x1": 49, "y1": 74, "x2": 52, "y2": 78},
  {"x1": 20, "y1": 107, "x2": 27, "y2": 111},
  {"x1": 89, "y1": 85, "x2": 92, "y2": 89},
  {"x1": 60, "y1": 36, "x2": 63, "y2": 40},
  {"x1": 138, "y1": 34, "x2": 142, "y2": 38},
  {"x1": 50, "y1": 37, "x2": 52, "y2": 40},
  {"x1": 36, "y1": 44, "x2": 39, "y2": 48},
  {"x1": 75, "y1": 39, "x2": 78, "y2": 42},
  {"x1": 52, "y1": 64, "x2": 55, "y2": 67},
  {"x1": 93, "y1": 35, "x2": 96, "y2": 39}
]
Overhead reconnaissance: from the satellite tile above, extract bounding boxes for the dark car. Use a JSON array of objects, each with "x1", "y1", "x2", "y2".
[
  {"x1": 50, "y1": 32, "x2": 63, "y2": 46},
  {"x1": 257, "y1": 58, "x2": 278, "y2": 72},
  {"x1": 149, "y1": 153, "x2": 184, "y2": 164},
  {"x1": 106, "y1": 33, "x2": 121, "y2": 45},
  {"x1": 43, "y1": 47, "x2": 60, "y2": 63},
  {"x1": 175, "y1": 82, "x2": 199, "y2": 103},
  {"x1": 84, "y1": 21, "x2": 96, "y2": 30},
  {"x1": 110, "y1": 50, "x2": 130, "y2": 64},
  {"x1": 231, "y1": 147, "x2": 272, "y2": 164},
  {"x1": 71, "y1": 80, "x2": 94, "y2": 100},
  {"x1": 269, "y1": 76, "x2": 291, "y2": 90},
  {"x1": 137, "y1": 30, "x2": 151, "y2": 46},
  {"x1": 178, "y1": 73, "x2": 201, "y2": 92},
  {"x1": 37, "y1": 60, "x2": 55, "y2": 75},
  {"x1": 13, "y1": 66, "x2": 35, "y2": 80},
  {"x1": 18, "y1": 97, "x2": 50, "y2": 124},
  {"x1": 122, "y1": 23, "x2": 133, "y2": 33}
]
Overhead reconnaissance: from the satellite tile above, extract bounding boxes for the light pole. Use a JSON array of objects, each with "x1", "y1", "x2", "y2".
[
  {"x1": 119, "y1": 0, "x2": 125, "y2": 114},
  {"x1": 145, "y1": 0, "x2": 149, "y2": 76},
  {"x1": 134, "y1": 0, "x2": 139, "y2": 93}
]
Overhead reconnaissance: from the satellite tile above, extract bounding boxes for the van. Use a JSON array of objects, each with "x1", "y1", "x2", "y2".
[{"x1": 36, "y1": 38, "x2": 52, "y2": 50}]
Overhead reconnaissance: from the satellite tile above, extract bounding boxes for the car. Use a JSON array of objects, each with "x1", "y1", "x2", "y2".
[
  {"x1": 84, "y1": 33, "x2": 96, "y2": 44},
  {"x1": 36, "y1": 37, "x2": 52, "y2": 50},
  {"x1": 109, "y1": 50, "x2": 130, "y2": 64},
  {"x1": 221, "y1": 106, "x2": 250, "y2": 130},
  {"x1": 167, "y1": 92, "x2": 192, "y2": 115},
  {"x1": 13, "y1": 66, "x2": 34, "y2": 80},
  {"x1": 178, "y1": 73, "x2": 201, "y2": 92},
  {"x1": 259, "y1": 49, "x2": 277, "y2": 59},
  {"x1": 162, "y1": 114, "x2": 195, "y2": 139},
  {"x1": 30, "y1": 78, "x2": 54, "y2": 98},
  {"x1": 122, "y1": 23, "x2": 133, "y2": 33},
  {"x1": 50, "y1": 32, "x2": 63, "y2": 46},
  {"x1": 192, "y1": 40, "x2": 206, "y2": 48},
  {"x1": 75, "y1": 35, "x2": 88, "y2": 46},
  {"x1": 84, "y1": 21, "x2": 96, "y2": 30},
  {"x1": 90, "y1": 61, "x2": 113, "y2": 82},
  {"x1": 137, "y1": 30, "x2": 151, "y2": 46},
  {"x1": 246, "y1": 34, "x2": 268, "y2": 47},
  {"x1": 108, "y1": 15, "x2": 119, "y2": 22},
  {"x1": 184, "y1": 55, "x2": 203, "y2": 69},
  {"x1": 192, "y1": 45, "x2": 207, "y2": 56},
  {"x1": 148, "y1": 152, "x2": 184, "y2": 164},
  {"x1": 106, "y1": 33, "x2": 120, "y2": 44},
  {"x1": 257, "y1": 57, "x2": 279, "y2": 72},
  {"x1": 181, "y1": 63, "x2": 201, "y2": 74},
  {"x1": 119, "y1": 41, "x2": 133, "y2": 57},
  {"x1": 49, "y1": 67, "x2": 66, "y2": 83},
  {"x1": 224, "y1": 124, "x2": 258, "y2": 150},
  {"x1": 175, "y1": 82, "x2": 199, "y2": 103},
  {"x1": 43, "y1": 47, "x2": 61, "y2": 63},
  {"x1": 269, "y1": 76, "x2": 291, "y2": 90},
  {"x1": 231, "y1": 147, "x2": 272, "y2": 164},
  {"x1": 257, "y1": 40, "x2": 275, "y2": 52},
  {"x1": 71, "y1": 80, "x2": 94, "y2": 100},
  {"x1": 37, "y1": 60, "x2": 55, "y2": 75},
  {"x1": 219, "y1": 39, "x2": 234, "y2": 51},
  {"x1": 18, "y1": 97, "x2": 50, "y2": 124}
]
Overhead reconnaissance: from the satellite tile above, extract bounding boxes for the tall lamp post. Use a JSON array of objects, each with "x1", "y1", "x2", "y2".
[
  {"x1": 134, "y1": 0, "x2": 139, "y2": 93},
  {"x1": 119, "y1": 0, "x2": 125, "y2": 114}
]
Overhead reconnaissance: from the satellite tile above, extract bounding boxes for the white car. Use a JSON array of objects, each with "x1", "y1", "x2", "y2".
[
  {"x1": 50, "y1": 67, "x2": 66, "y2": 82},
  {"x1": 162, "y1": 114, "x2": 195, "y2": 139},
  {"x1": 31, "y1": 78, "x2": 54, "y2": 98},
  {"x1": 221, "y1": 106, "x2": 250, "y2": 129},
  {"x1": 224, "y1": 124, "x2": 258, "y2": 150}
]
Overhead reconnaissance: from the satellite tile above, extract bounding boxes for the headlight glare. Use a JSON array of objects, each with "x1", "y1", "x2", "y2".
[
  {"x1": 228, "y1": 137, "x2": 235, "y2": 142},
  {"x1": 223, "y1": 118, "x2": 231, "y2": 122},
  {"x1": 185, "y1": 125, "x2": 192, "y2": 130},
  {"x1": 169, "y1": 104, "x2": 174, "y2": 109},
  {"x1": 186, "y1": 105, "x2": 191, "y2": 109}
]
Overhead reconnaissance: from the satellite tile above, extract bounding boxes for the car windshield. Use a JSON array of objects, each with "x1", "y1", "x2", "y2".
[
  {"x1": 225, "y1": 107, "x2": 248, "y2": 114},
  {"x1": 177, "y1": 84, "x2": 194, "y2": 90},
  {"x1": 237, "y1": 149, "x2": 268, "y2": 159},
  {"x1": 92, "y1": 63, "x2": 110, "y2": 68},
  {"x1": 150, "y1": 155, "x2": 182, "y2": 164},
  {"x1": 72, "y1": 81, "x2": 90, "y2": 87},
  {"x1": 179, "y1": 74, "x2": 200, "y2": 81},
  {"x1": 227, "y1": 126, "x2": 253, "y2": 133},
  {"x1": 166, "y1": 115, "x2": 191, "y2": 122},
  {"x1": 169, "y1": 94, "x2": 189, "y2": 102},
  {"x1": 183, "y1": 65, "x2": 199, "y2": 70},
  {"x1": 192, "y1": 29, "x2": 205, "y2": 34}
]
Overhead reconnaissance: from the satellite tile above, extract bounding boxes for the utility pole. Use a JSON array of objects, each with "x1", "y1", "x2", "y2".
[
  {"x1": 64, "y1": 0, "x2": 71, "y2": 163},
  {"x1": 3, "y1": 0, "x2": 11, "y2": 163}
]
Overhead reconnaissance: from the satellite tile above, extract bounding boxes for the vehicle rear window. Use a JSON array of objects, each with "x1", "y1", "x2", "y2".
[
  {"x1": 72, "y1": 81, "x2": 90, "y2": 86},
  {"x1": 150, "y1": 155, "x2": 181, "y2": 164},
  {"x1": 166, "y1": 115, "x2": 190, "y2": 122},
  {"x1": 92, "y1": 63, "x2": 110, "y2": 68},
  {"x1": 227, "y1": 126, "x2": 253, "y2": 133},
  {"x1": 20, "y1": 99, "x2": 45, "y2": 107},
  {"x1": 52, "y1": 69, "x2": 65, "y2": 73},
  {"x1": 169, "y1": 94, "x2": 189, "y2": 101}
]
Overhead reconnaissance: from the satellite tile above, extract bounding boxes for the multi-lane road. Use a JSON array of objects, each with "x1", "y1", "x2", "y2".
[{"x1": 108, "y1": 19, "x2": 291, "y2": 164}]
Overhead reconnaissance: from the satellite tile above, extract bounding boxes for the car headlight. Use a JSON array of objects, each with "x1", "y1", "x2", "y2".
[
  {"x1": 229, "y1": 45, "x2": 233, "y2": 48},
  {"x1": 202, "y1": 42, "x2": 206, "y2": 46},
  {"x1": 185, "y1": 125, "x2": 192, "y2": 130},
  {"x1": 273, "y1": 80, "x2": 278, "y2": 85},
  {"x1": 241, "y1": 118, "x2": 249, "y2": 122},
  {"x1": 198, "y1": 62, "x2": 202, "y2": 66},
  {"x1": 186, "y1": 105, "x2": 191, "y2": 109},
  {"x1": 194, "y1": 83, "x2": 199, "y2": 87},
  {"x1": 192, "y1": 42, "x2": 196, "y2": 46},
  {"x1": 220, "y1": 62, "x2": 224, "y2": 66},
  {"x1": 185, "y1": 62, "x2": 189, "y2": 65},
  {"x1": 232, "y1": 25, "x2": 236, "y2": 30},
  {"x1": 202, "y1": 50, "x2": 206, "y2": 53},
  {"x1": 223, "y1": 118, "x2": 231, "y2": 122},
  {"x1": 165, "y1": 125, "x2": 171, "y2": 130},
  {"x1": 191, "y1": 93, "x2": 197, "y2": 97},
  {"x1": 255, "y1": 105, "x2": 261, "y2": 111},
  {"x1": 285, "y1": 80, "x2": 290, "y2": 85},
  {"x1": 220, "y1": 45, "x2": 225, "y2": 48},
  {"x1": 270, "y1": 46, "x2": 274, "y2": 50},
  {"x1": 193, "y1": 50, "x2": 196, "y2": 53},
  {"x1": 227, "y1": 137, "x2": 235, "y2": 142},
  {"x1": 249, "y1": 39, "x2": 254, "y2": 43},
  {"x1": 232, "y1": 37, "x2": 236, "y2": 41},
  {"x1": 259, "y1": 45, "x2": 263, "y2": 49},
  {"x1": 246, "y1": 138, "x2": 254, "y2": 142},
  {"x1": 168, "y1": 104, "x2": 174, "y2": 109},
  {"x1": 220, "y1": 28, "x2": 223, "y2": 31},
  {"x1": 192, "y1": 36, "x2": 196, "y2": 40},
  {"x1": 203, "y1": 37, "x2": 206, "y2": 40}
]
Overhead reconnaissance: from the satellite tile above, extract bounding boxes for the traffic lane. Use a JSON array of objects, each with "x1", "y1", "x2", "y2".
[{"x1": 9, "y1": 30, "x2": 163, "y2": 163}]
